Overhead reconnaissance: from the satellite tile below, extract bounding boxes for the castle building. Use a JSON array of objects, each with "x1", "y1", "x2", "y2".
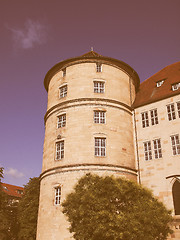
[
  {"x1": 36, "y1": 51, "x2": 180, "y2": 240},
  {"x1": 2, "y1": 183, "x2": 23, "y2": 205},
  {"x1": 133, "y1": 62, "x2": 180, "y2": 239}
]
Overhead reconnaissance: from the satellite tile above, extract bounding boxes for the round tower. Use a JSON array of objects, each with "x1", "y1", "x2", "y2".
[{"x1": 36, "y1": 51, "x2": 140, "y2": 240}]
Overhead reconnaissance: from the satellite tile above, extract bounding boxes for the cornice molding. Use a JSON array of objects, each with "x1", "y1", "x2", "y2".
[
  {"x1": 40, "y1": 163, "x2": 138, "y2": 181},
  {"x1": 44, "y1": 98, "x2": 132, "y2": 123}
]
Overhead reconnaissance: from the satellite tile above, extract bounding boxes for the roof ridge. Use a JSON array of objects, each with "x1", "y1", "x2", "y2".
[{"x1": 81, "y1": 50, "x2": 102, "y2": 57}]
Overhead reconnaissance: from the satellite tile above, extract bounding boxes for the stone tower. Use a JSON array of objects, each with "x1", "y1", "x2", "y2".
[{"x1": 36, "y1": 51, "x2": 140, "y2": 240}]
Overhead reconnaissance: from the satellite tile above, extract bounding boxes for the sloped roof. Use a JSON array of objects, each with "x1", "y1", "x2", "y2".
[
  {"x1": 133, "y1": 61, "x2": 180, "y2": 108},
  {"x1": 44, "y1": 50, "x2": 140, "y2": 92},
  {"x1": 1, "y1": 183, "x2": 24, "y2": 198}
]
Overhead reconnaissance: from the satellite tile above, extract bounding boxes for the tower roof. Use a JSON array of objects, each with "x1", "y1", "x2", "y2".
[
  {"x1": 133, "y1": 61, "x2": 180, "y2": 108},
  {"x1": 44, "y1": 51, "x2": 140, "y2": 92}
]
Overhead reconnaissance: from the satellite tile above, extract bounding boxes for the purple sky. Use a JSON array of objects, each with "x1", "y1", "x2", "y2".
[{"x1": 0, "y1": 0, "x2": 179, "y2": 187}]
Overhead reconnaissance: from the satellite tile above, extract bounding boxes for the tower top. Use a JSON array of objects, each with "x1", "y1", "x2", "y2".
[{"x1": 44, "y1": 51, "x2": 140, "y2": 92}]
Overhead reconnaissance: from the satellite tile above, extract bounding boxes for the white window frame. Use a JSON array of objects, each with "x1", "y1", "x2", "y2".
[
  {"x1": 57, "y1": 114, "x2": 66, "y2": 128},
  {"x1": 141, "y1": 111, "x2": 149, "y2": 128},
  {"x1": 94, "y1": 111, "x2": 106, "y2": 124},
  {"x1": 172, "y1": 83, "x2": 180, "y2": 91},
  {"x1": 156, "y1": 80, "x2": 164, "y2": 87},
  {"x1": 167, "y1": 103, "x2": 176, "y2": 121},
  {"x1": 59, "y1": 85, "x2": 67, "y2": 98},
  {"x1": 170, "y1": 135, "x2": 180, "y2": 156},
  {"x1": 96, "y1": 63, "x2": 102, "y2": 72},
  {"x1": 94, "y1": 81, "x2": 105, "y2": 93},
  {"x1": 56, "y1": 141, "x2": 64, "y2": 160},
  {"x1": 143, "y1": 141, "x2": 152, "y2": 161},
  {"x1": 177, "y1": 102, "x2": 180, "y2": 118},
  {"x1": 54, "y1": 186, "x2": 61, "y2": 205},
  {"x1": 150, "y1": 109, "x2": 158, "y2": 126},
  {"x1": 153, "y1": 139, "x2": 162, "y2": 159},
  {"x1": 95, "y1": 138, "x2": 106, "y2": 157}
]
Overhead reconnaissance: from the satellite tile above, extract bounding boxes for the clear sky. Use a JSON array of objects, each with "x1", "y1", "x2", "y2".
[{"x1": 0, "y1": 0, "x2": 179, "y2": 187}]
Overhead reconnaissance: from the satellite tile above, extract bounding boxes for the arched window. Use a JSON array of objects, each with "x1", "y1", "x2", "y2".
[{"x1": 172, "y1": 180, "x2": 180, "y2": 215}]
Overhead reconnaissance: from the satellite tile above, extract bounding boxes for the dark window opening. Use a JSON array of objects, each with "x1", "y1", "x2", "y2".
[{"x1": 172, "y1": 180, "x2": 180, "y2": 215}]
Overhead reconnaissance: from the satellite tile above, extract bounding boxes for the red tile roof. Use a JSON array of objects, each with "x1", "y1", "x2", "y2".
[
  {"x1": 1, "y1": 183, "x2": 24, "y2": 198},
  {"x1": 133, "y1": 61, "x2": 180, "y2": 108}
]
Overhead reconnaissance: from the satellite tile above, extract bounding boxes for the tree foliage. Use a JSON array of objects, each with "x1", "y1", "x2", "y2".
[
  {"x1": 18, "y1": 177, "x2": 40, "y2": 240},
  {"x1": 62, "y1": 174, "x2": 173, "y2": 240},
  {"x1": 0, "y1": 167, "x2": 10, "y2": 240}
]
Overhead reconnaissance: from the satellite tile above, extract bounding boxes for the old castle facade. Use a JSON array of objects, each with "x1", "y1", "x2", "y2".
[{"x1": 36, "y1": 51, "x2": 180, "y2": 240}]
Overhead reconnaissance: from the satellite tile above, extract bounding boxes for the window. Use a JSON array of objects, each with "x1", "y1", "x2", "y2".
[
  {"x1": 94, "y1": 81, "x2": 104, "y2": 93},
  {"x1": 177, "y1": 102, "x2": 180, "y2": 118},
  {"x1": 57, "y1": 114, "x2": 66, "y2": 128},
  {"x1": 59, "y1": 85, "x2": 67, "y2": 98},
  {"x1": 95, "y1": 138, "x2": 106, "y2": 157},
  {"x1": 150, "y1": 109, "x2": 158, "y2": 125},
  {"x1": 171, "y1": 135, "x2": 180, "y2": 156},
  {"x1": 172, "y1": 82, "x2": 180, "y2": 91},
  {"x1": 17, "y1": 189, "x2": 23, "y2": 195},
  {"x1": 143, "y1": 141, "x2": 152, "y2": 161},
  {"x1": 94, "y1": 111, "x2": 105, "y2": 124},
  {"x1": 55, "y1": 187, "x2": 61, "y2": 205},
  {"x1": 96, "y1": 63, "x2": 102, "y2": 72},
  {"x1": 156, "y1": 80, "x2": 164, "y2": 87},
  {"x1": 56, "y1": 141, "x2": 64, "y2": 160},
  {"x1": 167, "y1": 104, "x2": 176, "y2": 121},
  {"x1": 153, "y1": 139, "x2": 162, "y2": 159},
  {"x1": 141, "y1": 112, "x2": 149, "y2": 128},
  {"x1": 172, "y1": 180, "x2": 180, "y2": 215},
  {"x1": 62, "y1": 68, "x2": 66, "y2": 77}
]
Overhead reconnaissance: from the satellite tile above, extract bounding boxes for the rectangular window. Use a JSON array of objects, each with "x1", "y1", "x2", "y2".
[
  {"x1": 57, "y1": 114, "x2": 66, "y2": 128},
  {"x1": 141, "y1": 112, "x2": 149, "y2": 128},
  {"x1": 171, "y1": 135, "x2": 180, "y2": 156},
  {"x1": 143, "y1": 141, "x2": 152, "y2": 161},
  {"x1": 153, "y1": 139, "x2": 162, "y2": 159},
  {"x1": 56, "y1": 141, "x2": 64, "y2": 160},
  {"x1": 95, "y1": 138, "x2": 106, "y2": 157},
  {"x1": 167, "y1": 104, "x2": 176, "y2": 121},
  {"x1": 62, "y1": 68, "x2": 66, "y2": 77},
  {"x1": 150, "y1": 109, "x2": 158, "y2": 125},
  {"x1": 55, "y1": 187, "x2": 61, "y2": 205},
  {"x1": 94, "y1": 81, "x2": 104, "y2": 93},
  {"x1": 59, "y1": 85, "x2": 67, "y2": 98},
  {"x1": 96, "y1": 63, "x2": 102, "y2": 72},
  {"x1": 177, "y1": 102, "x2": 180, "y2": 118},
  {"x1": 94, "y1": 111, "x2": 105, "y2": 124}
]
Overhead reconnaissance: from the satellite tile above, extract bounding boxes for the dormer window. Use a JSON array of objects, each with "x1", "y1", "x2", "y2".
[
  {"x1": 17, "y1": 189, "x2": 23, "y2": 194},
  {"x1": 156, "y1": 80, "x2": 164, "y2": 87},
  {"x1": 172, "y1": 83, "x2": 180, "y2": 91},
  {"x1": 3, "y1": 186, "x2": 8, "y2": 191}
]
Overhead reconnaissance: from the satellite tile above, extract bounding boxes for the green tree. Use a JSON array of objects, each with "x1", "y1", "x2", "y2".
[
  {"x1": 18, "y1": 177, "x2": 40, "y2": 240},
  {"x1": 0, "y1": 167, "x2": 9, "y2": 240},
  {"x1": 62, "y1": 174, "x2": 173, "y2": 240}
]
